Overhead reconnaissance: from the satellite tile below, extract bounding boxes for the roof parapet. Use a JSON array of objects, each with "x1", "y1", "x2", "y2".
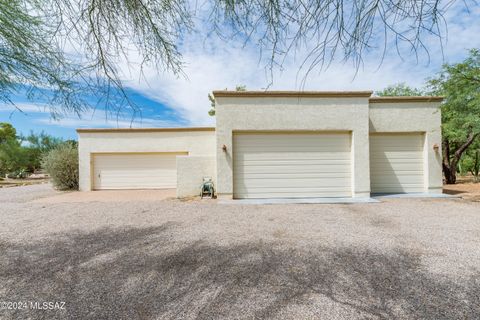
[
  {"x1": 212, "y1": 90, "x2": 373, "y2": 98},
  {"x1": 369, "y1": 96, "x2": 444, "y2": 103}
]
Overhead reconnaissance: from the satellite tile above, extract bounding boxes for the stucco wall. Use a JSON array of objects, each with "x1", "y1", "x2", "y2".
[
  {"x1": 369, "y1": 102, "x2": 443, "y2": 193},
  {"x1": 214, "y1": 96, "x2": 372, "y2": 198},
  {"x1": 176, "y1": 156, "x2": 216, "y2": 198},
  {"x1": 78, "y1": 129, "x2": 215, "y2": 191}
]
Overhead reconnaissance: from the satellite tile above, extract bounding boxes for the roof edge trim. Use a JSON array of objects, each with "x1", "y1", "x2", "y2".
[
  {"x1": 369, "y1": 96, "x2": 444, "y2": 103},
  {"x1": 76, "y1": 127, "x2": 215, "y2": 133},
  {"x1": 212, "y1": 90, "x2": 373, "y2": 98}
]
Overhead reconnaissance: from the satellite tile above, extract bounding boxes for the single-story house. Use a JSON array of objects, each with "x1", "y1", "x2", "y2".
[{"x1": 78, "y1": 91, "x2": 443, "y2": 199}]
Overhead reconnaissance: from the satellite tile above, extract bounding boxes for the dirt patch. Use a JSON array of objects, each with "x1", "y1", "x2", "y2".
[
  {"x1": 443, "y1": 176, "x2": 480, "y2": 202},
  {"x1": 0, "y1": 178, "x2": 49, "y2": 188},
  {"x1": 33, "y1": 189, "x2": 177, "y2": 203}
]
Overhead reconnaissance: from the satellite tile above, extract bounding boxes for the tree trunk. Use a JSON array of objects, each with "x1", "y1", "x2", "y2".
[
  {"x1": 443, "y1": 162, "x2": 457, "y2": 184},
  {"x1": 442, "y1": 133, "x2": 479, "y2": 184}
]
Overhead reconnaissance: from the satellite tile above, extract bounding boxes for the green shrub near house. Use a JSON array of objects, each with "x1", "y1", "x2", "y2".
[{"x1": 42, "y1": 143, "x2": 79, "y2": 190}]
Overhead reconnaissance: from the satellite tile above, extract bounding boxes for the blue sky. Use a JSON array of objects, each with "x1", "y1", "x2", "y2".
[
  {"x1": 1, "y1": 1, "x2": 479, "y2": 140},
  {"x1": 0, "y1": 87, "x2": 188, "y2": 140}
]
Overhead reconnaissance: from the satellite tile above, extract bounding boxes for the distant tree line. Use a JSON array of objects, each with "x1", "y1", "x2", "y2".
[{"x1": 0, "y1": 122, "x2": 66, "y2": 177}]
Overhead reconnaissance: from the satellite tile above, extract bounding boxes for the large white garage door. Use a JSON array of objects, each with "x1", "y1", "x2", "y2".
[
  {"x1": 233, "y1": 133, "x2": 352, "y2": 199},
  {"x1": 93, "y1": 153, "x2": 185, "y2": 190},
  {"x1": 370, "y1": 134, "x2": 425, "y2": 194}
]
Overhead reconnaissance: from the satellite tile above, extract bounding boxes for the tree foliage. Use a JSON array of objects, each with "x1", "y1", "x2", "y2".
[
  {"x1": 0, "y1": 123, "x2": 64, "y2": 175},
  {"x1": 0, "y1": 137, "x2": 26, "y2": 176},
  {"x1": 428, "y1": 49, "x2": 480, "y2": 184},
  {"x1": 0, "y1": 0, "x2": 88, "y2": 117},
  {"x1": 211, "y1": 0, "x2": 452, "y2": 83},
  {"x1": 375, "y1": 83, "x2": 424, "y2": 97},
  {"x1": 0, "y1": 122, "x2": 16, "y2": 143},
  {"x1": 459, "y1": 140, "x2": 480, "y2": 182}
]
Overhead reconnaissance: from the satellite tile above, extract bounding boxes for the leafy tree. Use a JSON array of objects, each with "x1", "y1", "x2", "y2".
[
  {"x1": 0, "y1": 123, "x2": 16, "y2": 143},
  {"x1": 0, "y1": 123, "x2": 64, "y2": 175},
  {"x1": 1, "y1": 0, "x2": 470, "y2": 117},
  {"x1": 208, "y1": 85, "x2": 246, "y2": 116},
  {"x1": 20, "y1": 131, "x2": 64, "y2": 171},
  {"x1": 0, "y1": 137, "x2": 27, "y2": 175},
  {"x1": 428, "y1": 49, "x2": 480, "y2": 184},
  {"x1": 459, "y1": 139, "x2": 480, "y2": 182},
  {"x1": 375, "y1": 83, "x2": 424, "y2": 96}
]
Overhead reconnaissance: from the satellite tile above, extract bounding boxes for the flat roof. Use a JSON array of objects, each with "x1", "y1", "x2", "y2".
[
  {"x1": 369, "y1": 96, "x2": 444, "y2": 103},
  {"x1": 76, "y1": 127, "x2": 215, "y2": 133},
  {"x1": 212, "y1": 91, "x2": 444, "y2": 102},
  {"x1": 212, "y1": 90, "x2": 373, "y2": 98}
]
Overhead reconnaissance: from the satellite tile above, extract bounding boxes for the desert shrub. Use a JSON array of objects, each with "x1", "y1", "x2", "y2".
[
  {"x1": 6, "y1": 168, "x2": 28, "y2": 179},
  {"x1": 42, "y1": 143, "x2": 79, "y2": 190}
]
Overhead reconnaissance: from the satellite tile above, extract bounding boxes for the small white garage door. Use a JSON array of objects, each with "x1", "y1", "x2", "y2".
[
  {"x1": 93, "y1": 153, "x2": 186, "y2": 190},
  {"x1": 370, "y1": 134, "x2": 425, "y2": 194},
  {"x1": 233, "y1": 132, "x2": 352, "y2": 199}
]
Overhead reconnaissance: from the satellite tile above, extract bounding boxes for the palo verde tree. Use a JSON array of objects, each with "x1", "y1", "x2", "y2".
[
  {"x1": 1, "y1": 0, "x2": 475, "y2": 118},
  {"x1": 0, "y1": 0, "x2": 88, "y2": 116},
  {"x1": 428, "y1": 49, "x2": 480, "y2": 184}
]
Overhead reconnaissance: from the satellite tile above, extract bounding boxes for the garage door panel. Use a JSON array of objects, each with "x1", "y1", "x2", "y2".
[
  {"x1": 237, "y1": 152, "x2": 351, "y2": 161},
  {"x1": 234, "y1": 165, "x2": 350, "y2": 176},
  {"x1": 236, "y1": 172, "x2": 351, "y2": 179},
  {"x1": 370, "y1": 152, "x2": 423, "y2": 160},
  {"x1": 233, "y1": 133, "x2": 352, "y2": 199},
  {"x1": 372, "y1": 175, "x2": 424, "y2": 184},
  {"x1": 370, "y1": 134, "x2": 425, "y2": 194},
  {"x1": 371, "y1": 163, "x2": 424, "y2": 171},
  {"x1": 236, "y1": 177, "x2": 352, "y2": 188},
  {"x1": 235, "y1": 186, "x2": 352, "y2": 193},
  {"x1": 237, "y1": 134, "x2": 349, "y2": 142},
  {"x1": 235, "y1": 145, "x2": 349, "y2": 152},
  {"x1": 234, "y1": 189, "x2": 352, "y2": 198},
  {"x1": 371, "y1": 184, "x2": 424, "y2": 193},
  {"x1": 93, "y1": 153, "x2": 184, "y2": 190},
  {"x1": 236, "y1": 160, "x2": 351, "y2": 168}
]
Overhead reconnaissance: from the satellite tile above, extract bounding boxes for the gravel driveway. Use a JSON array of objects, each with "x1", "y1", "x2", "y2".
[{"x1": 1, "y1": 184, "x2": 479, "y2": 319}]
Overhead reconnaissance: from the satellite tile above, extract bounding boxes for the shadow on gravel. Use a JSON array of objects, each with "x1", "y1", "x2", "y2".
[{"x1": 0, "y1": 224, "x2": 478, "y2": 319}]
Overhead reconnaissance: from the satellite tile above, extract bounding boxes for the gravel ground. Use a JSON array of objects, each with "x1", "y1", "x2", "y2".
[{"x1": 0, "y1": 184, "x2": 479, "y2": 319}]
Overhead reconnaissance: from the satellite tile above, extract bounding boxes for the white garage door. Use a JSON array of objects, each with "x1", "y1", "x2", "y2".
[
  {"x1": 93, "y1": 153, "x2": 186, "y2": 190},
  {"x1": 370, "y1": 134, "x2": 425, "y2": 194},
  {"x1": 233, "y1": 133, "x2": 352, "y2": 199}
]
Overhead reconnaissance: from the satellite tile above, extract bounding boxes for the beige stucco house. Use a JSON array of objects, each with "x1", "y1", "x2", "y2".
[{"x1": 78, "y1": 91, "x2": 443, "y2": 199}]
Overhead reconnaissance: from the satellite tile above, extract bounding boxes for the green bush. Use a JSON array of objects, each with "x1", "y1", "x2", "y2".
[
  {"x1": 6, "y1": 168, "x2": 28, "y2": 179},
  {"x1": 42, "y1": 143, "x2": 79, "y2": 190}
]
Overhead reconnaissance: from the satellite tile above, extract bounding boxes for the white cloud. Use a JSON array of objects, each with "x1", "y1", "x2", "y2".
[
  {"x1": 0, "y1": 102, "x2": 51, "y2": 114},
  {"x1": 1, "y1": 102, "x2": 179, "y2": 129},
  {"x1": 116, "y1": 2, "x2": 480, "y2": 126},
  {"x1": 34, "y1": 114, "x2": 179, "y2": 129},
  {"x1": 7, "y1": 3, "x2": 479, "y2": 129}
]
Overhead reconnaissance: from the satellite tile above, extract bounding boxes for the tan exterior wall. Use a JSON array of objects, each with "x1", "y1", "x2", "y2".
[
  {"x1": 77, "y1": 95, "x2": 443, "y2": 198},
  {"x1": 176, "y1": 156, "x2": 216, "y2": 198},
  {"x1": 214, "y1": 96, "x2": 372, "y2": 198},
  {"x1": 78, "y1": 130, "x2": 215, "y2": 191},
  {"x1": 369, "y1": 102, "x2": 443, "y2": 193}
]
